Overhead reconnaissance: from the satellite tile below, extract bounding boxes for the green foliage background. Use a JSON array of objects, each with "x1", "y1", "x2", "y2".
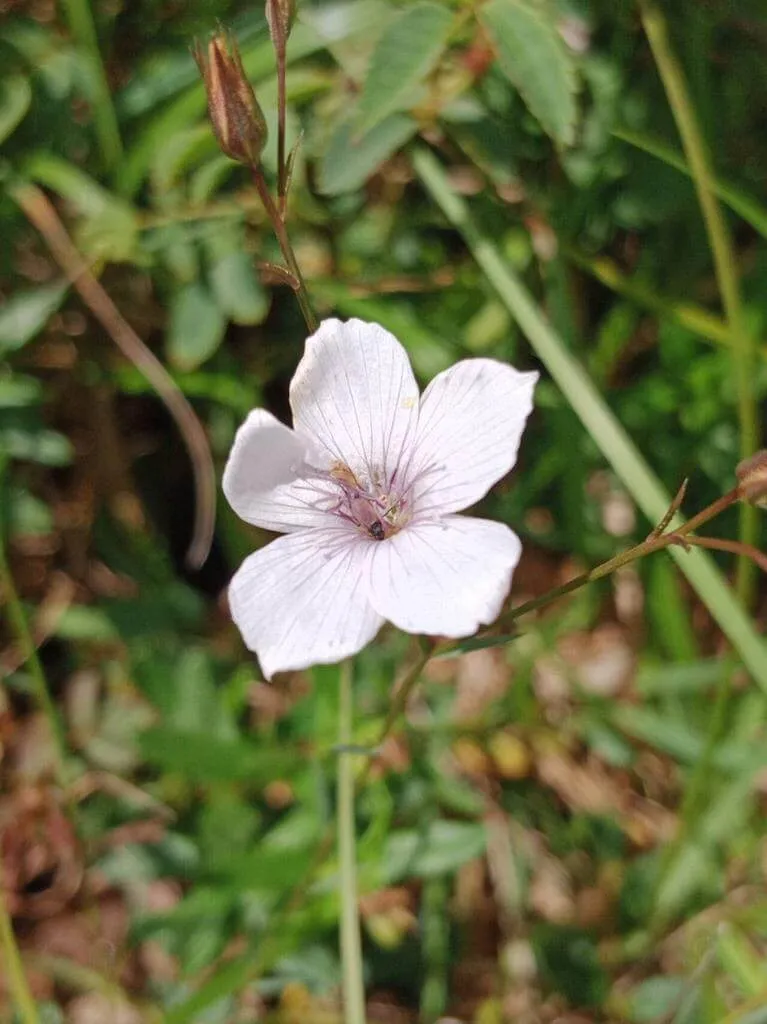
[{"x1": 2, "y1": 0, "x2": 767, "y2": 1021}]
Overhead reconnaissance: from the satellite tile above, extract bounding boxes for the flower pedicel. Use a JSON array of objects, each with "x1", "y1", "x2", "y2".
[{"x1": 223, "y1": 318, "x2": 537, "y2": 678}]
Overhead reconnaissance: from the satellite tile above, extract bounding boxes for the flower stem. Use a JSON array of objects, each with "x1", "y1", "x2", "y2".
[
  {"x1": 0, "y1": 466, "x2": 66, "y2": 779},
  {"x1": 337, "y1": 660, "x2": 366, "y2": 1024},
  {"x1": 251, "y1": 167, "x2": 318, "y2": 333},
  {"x1": 0, "y1": 872, "x2": 40, "y2": 1024},
  {"x1": 638, "y1": 0, "x2": 760, "y2": 606}
]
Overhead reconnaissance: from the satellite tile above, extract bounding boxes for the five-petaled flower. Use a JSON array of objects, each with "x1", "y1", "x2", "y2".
[{"x1": 223, "y1": 319, "x2": 538, "y2": 678}]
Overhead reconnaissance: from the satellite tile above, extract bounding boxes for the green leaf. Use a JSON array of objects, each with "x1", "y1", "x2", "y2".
[
  {"x1": 0, "y1": 376, "x2": 42, "y2": 408},
  {"x1": 0, "y1": 282, "x2": 68, "y2": 355},
  {"x1": 208, "y1": 250, "x2": 269, "y2": 327},
  {"x1": 384, "y1": 820, "x2": 487, "y2": 881},
  {"x1": 139, "y1": 727, "x2": 300, "y2": 784},
  {"x1": 54, "y1": 606, "x2": 120, "y2": 641},
  {"x1": 6, "y1": 486, "x2": 53, "y2": 538},
  {"x1": 480, "y1": 0, "x2": 577, "y2": 146},
  {"x1": 0, "y1": 426, "x2": 73, "y2": 465},
  {"x1": 318, "y1": 114, "x2": 417, "y2": 195},
  {"x1": 625, "y1": 977, "x2": 687, "y2": 1023},
  {"x1": 356, "y1": 2, "x2": 454, "y2": 133},
  {"x1": 0, "y1": 74, "x2": 31, "y2": 144},
  {"x1": 166, "y1": 282, "x2": 226, "y2": 370},
  {"x1": 613, "y1": 127, "x2": 767, "y2": 242}
]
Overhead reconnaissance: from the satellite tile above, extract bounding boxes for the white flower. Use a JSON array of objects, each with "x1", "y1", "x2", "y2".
[{"x1": 223, "y1": 318, "x2": 538, "y2": 678}]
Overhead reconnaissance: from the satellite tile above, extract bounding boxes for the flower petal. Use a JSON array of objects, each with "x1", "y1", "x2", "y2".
[
  {"x1": 367, "y1": 516, "x2": 521, "y2": 637},
  {"x1": 406, "y1": 359, "x2": 538, "y2": 515},
  {"x1": 223, "y1": 409, "x2": 334, "y2": 532},
  {"x1": 290, "y1": 318, "x2": 420, "y2": 488},
  {"x1": 228, "y1": 526, "x2": 384, "y2": 678}
]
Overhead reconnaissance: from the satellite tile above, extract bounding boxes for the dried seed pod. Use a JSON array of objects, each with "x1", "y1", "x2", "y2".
[
  {"x1": 266, "y1": 0, "x2": 296, "y2": 49},
  {"x1": 193, "y1": 32, "x2": 268, "y2": 166},
  {"x1": 736, "y1": 450, "x2": 767, "y2": 508}
]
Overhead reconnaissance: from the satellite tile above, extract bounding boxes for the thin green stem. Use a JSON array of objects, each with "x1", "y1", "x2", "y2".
[
  {"x1": 564, "y1": 245, "x2": 759, "y2": 354},
  {"x1": 337, "y1": 660, "x2": 366, "y2": 1024},
  {"x1": 252, "y1": 167, "x2": 318, "y2": 333},
  {"x1": 638, "y1": 0, "x2": 759, "y2": 605},
  {"x1": 60, "y1": 0, "x2": 123, "y2": 176},
  {"x1": 0, "y1": 476, "x2": 66, "y2": 778},
  {"x1": 0, "y1": 884, "x2": 40, "y2": 1024},
  {"x1": 611, "y1": 128, "x2": 767, "y2": 242}
]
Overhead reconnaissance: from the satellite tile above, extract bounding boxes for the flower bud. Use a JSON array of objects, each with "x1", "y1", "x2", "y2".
[
  {"x1": 194, "y1": 32, "x2": 267, "y2": 166},
  {"x1": 266, "y1": 0, "x2": 296, "y2": 48},
  {"x1": 736, "y1": 450, "x2": 767, "y2": 508}
]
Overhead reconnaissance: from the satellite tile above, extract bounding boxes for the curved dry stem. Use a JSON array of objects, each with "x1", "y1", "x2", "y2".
[{"x1": 12, "y1": 183, "x2": 216, "y2": 569}]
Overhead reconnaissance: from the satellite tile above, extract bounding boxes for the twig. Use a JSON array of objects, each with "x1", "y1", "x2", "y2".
[{"x1": 11, "y1": 183, "x2": 216, "y2": 569}]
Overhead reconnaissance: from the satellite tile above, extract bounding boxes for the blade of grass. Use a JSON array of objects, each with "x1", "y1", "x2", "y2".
[
  {"x1": 0, "y1": 886, "x2": 40, "y2": 1024},
  {"x1": 612, "y1": 127, "x2": 767, "y2": 242},
  {"x1": 413, "y1": 144, "x2": 767, "y2": 691},
  {"x1": 563, "y1": 245, "x2": 767, "y2": 356},
  {"x1": 639, "y1": 0, "x2": 760, "y2": 605},
  {"x1": 60, "y1": 0, "x2": 123, "y2": 176}
]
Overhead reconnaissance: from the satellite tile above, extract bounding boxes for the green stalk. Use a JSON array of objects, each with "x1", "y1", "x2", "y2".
[
  {"x1": 0, "y1": 885, "x2": 40, "y2": 1024},
  {"x1": 60, "y1": 0, "x2": 123, "y2": 176},
  {"x1": 413, "y1": 145, "x2": 767, "y2": 690},
  {"x1": 612, "y1": 128, "x2": 767, "y2": 242},
  {"x1": 0, "y1": 475, "x2": 66, "y2": 777},
  {"x1": 638, "y1": 0, "x2": 760, "y2": 604},
  {"x1": 337, "y1": 660, "x2": 366, "y2": 1024}
]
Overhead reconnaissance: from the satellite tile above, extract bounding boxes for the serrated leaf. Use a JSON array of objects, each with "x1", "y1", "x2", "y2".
[
  {"x1": 318, "y1": 113, "x2": 417, "y2": 195},
  {"x1": 0, "y1": 282, "x2": 68, "y2": 355},
  {"x1": 356, "y1": 2, "x2": 454, "y2": 133},
  {"x1": 167, "y1": 281, "x2": 226, "y2": 370},
  {"x1": 0, "y1": 74, "x2": 31, "y2": 143},
  {"x1": 480, "y1": 0, "x2": 577, "y2": 146}
]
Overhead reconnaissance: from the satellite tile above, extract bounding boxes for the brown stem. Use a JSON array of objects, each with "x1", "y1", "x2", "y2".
[
  {"x1": 13, "y1": 184, "x2": 216, "y2": 569},
  {"x1": 683, "y1": 535, "x2": 767, "y2": 575},
  {"x1": 440, "y1": 486, "x2": 742, "y2": 651},
  {"x1": 252, "y1": 167, "x2": 318, "y2": 332},
  {"x1": 648, "y1": 477, "x2": 688, "y2": 539},
  {"x1": 276, "y1": 46, "x2": 287, "y2": 213}
]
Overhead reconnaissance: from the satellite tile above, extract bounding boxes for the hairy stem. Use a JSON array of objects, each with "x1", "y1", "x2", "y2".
[
  {"x1": 639, "y1": 0, "x2": 760, "y2": 604},
  {"x1": 337, "y1": 660, "x2": 366, "y2": 1024},
  {"x1": 252, "y1": 168, "x2": 318, "y2": 332}
]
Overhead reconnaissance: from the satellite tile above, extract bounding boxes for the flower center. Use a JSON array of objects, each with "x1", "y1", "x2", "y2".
[{"x1": 327, "y1": 462, "x2": 408, "y2": 541}]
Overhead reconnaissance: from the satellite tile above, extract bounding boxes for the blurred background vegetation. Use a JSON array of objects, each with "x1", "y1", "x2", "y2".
[{"x1": 2, "y1": 0, "x2": 767, "y2": 1021}]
